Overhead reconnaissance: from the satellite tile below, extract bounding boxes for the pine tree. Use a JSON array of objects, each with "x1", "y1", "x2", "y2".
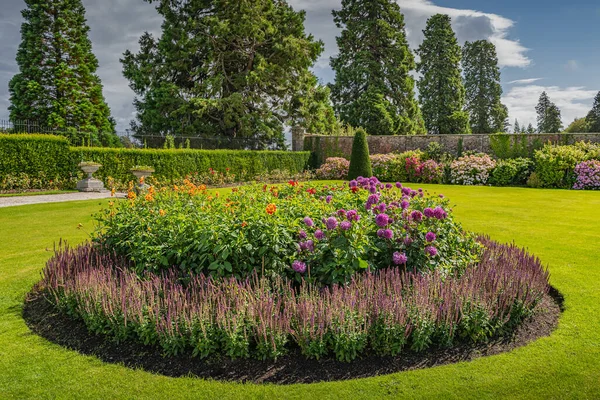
[
  {"x1": 348, "y1": 128, "x2": 372, "y2": 179},
  {"x1": 513, "y1": 119, "x2": 521, "y2": 134},
  {"x1": 8, "y1": 0, "x2": 116, "y2": 145},
  {"x1": 462, "y1": 40, "x2": 508, "y2": 133},
  {"x1": 536, "y1": 92, "x2": 563, "y2": 133},
  {"x1": 329, "y1": 0, "x2": 425, "y2": 136},
  {"x1": 417, "y1": 14, "x2": 470, "y2": 134},
  {"x1": 122, "y1": 0, "x2": 333, "y2": 149},
  {"x1": 526, "y1": 123, "x2": 536, "y2": 134},
  {"x1": 585, "y1": 91, "x2": 600, "y2": 132}
]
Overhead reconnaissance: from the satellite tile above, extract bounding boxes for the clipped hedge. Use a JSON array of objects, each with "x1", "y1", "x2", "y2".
[
  {"x1": 71, "y1": 148, "x2": 311, "y2": 184},
  {"x1": 0, "y1": 134, "x2": 73, "y2": 181}
]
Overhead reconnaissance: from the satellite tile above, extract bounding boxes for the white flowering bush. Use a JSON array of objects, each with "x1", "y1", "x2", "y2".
[
  {"x1": 451, "y1": 155, "x2": 497, "y2": 185},
  {"x1": 315, "y1": 157, "x2": 350, "y2": 179}
]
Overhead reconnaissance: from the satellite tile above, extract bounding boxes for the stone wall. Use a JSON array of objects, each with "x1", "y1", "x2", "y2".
[{"x1": 301, "y1": 133, "x2": 600, "y2": 167}]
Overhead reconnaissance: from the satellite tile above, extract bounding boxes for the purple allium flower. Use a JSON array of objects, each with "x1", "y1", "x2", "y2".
[
  {"x1": 382, "y1": 229, "x2": 394, "y2": 239},
  {"x1": 411, "y1": 210, "x2": 423, "y2": 222},
  {"x1": 439, "y1": 194, "x2": 445, "y2": 198},
  {"x1": 326, "y1": 195, "x2": 332, "y2": 204},
  {"x1": 337, "y1": 209, "x2": 347, "y2": 217},
  {"x1": 423, "y1": 207, "x2": 434, "y2": 218},
  {"x1": 425, "y1": 231, "x2": 437, "y2": 242},
  {"x1": 433, "y1": 207, "x2": 447, "y2": 220},
  {"x1": 346, "y1": 210, "x2": 359, "y2": 221},
  {"x1": 396, "y1": 182, "x2": 402, "y2": 188},
  {"x1": 369, "y1": 187, "x2": 377, "y2": 194},
  {"x1": 402, "y1": 187, "x2": 411, "y2": 196},
  {"x1": 292, "y1": 260, "x2": 307, "y2": 274},
  {"x1": 299, "y1": 230, "x2": 307, "y2": 239},
  {"x1": 349, "y1": 180, "x2": 358, "y2": 188},
  {"x1": 425, "y1": 246, "x2": 438, "y2": 257},
  {"x1": 303, "y1": 217, "x2": 314, "y2": 227},
  {"x1": 306, "y1": 240, "x2": 315, "y2": 252},
  {"x1": 340, "y1": 221, "x2": 352, "y2": 231},
  {"x1": 401, "y1": 200, "x2": 410, "y2": 210},
  {"x1": 378, "y1": 203, "x2": 387, "y2": 213},
  {"x1": 404, "y1": 236, "x2": 414, "y2": 246},
  {"x1": 410, "y1": 190, "x2": 418, "y2": 198},
  {"x1": 315, "y1": 229, "x2": 325, "y2": 240},
  {"x1": 377, "y1": 229, "x2": 385, "y2": 238},
  {"x1": 375, "y1": 213, "x2": 390, "y2": 227},
  {"x1": 367, "y1": 194, "x2": 379, "y2": 204},
  {"x1": 386, "y1": 183, "x2": 393, "y2": 189},
  {"x1": 418, "y1": 188, "x2": 423, "y2": 192},
  {"x1": 393, "y1": 252, "x2": 408, "y2": 265},
  {"x1": 325, "y1": 217, "x2": 338, "y2": 230}
]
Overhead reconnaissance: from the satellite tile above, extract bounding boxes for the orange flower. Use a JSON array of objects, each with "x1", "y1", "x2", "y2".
[
  {"x1": 266, "y1": 203, "x2": 277, "y2": 215},
  {"x1": 159, "y1": 209, "x2": 166, "y2": 216},
  {"x1": 242, "y1": 221, "x2": 248, "y2": 228},
  {"x1": 110, "y1": 188, "x2": 116, "y2": 197},
  {"x1": 127, "y1": 191, "x2": 137, "y2": 200}
]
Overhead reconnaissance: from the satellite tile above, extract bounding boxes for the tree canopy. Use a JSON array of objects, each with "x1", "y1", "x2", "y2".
[{"x1": 535, "y1": 92, "x2": 563, "y2": 133}]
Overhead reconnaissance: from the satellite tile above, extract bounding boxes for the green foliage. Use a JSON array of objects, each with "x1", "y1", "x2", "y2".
[
  {"x1": 489, "y1": 134, "x2": 531, "y2": 159},
  {"x1": 347, "y1": 128, "x2": 372, "y2": 179},
  {"x1": 534, "y1": 144, "x2": 589, "y2": 188},
  {"x1": 462, "y1": 41, "x2": 508, "y2": 133},
  {"x1": 564, "y1": 118, "x2": 590, "y2": 133},
  {"x1": 417, "y1": 14, "x2": 470, "y2": 134},
  {"x1": 8, "y1": 0, "x2": 116, "y2": 145},
  {"x1": 329, "y1": 0, "x2": 425, "y2": 135},
  {"x1": 585, "y1": 92, "x2": 600, "y2": 133},
  {"x1": 72, "y1": 147, "x2": 311, "y2": 185},
  {"x1": 0, "y1": 134, "x2": 74, "y2": 185},
  {"x1": 489, "y1": 158, "x2": 534, "y2": 186},
  {"x1": 536, "y1": 92, "x2": 563, "y2": 133},
  {"x1": 122, "y1": 0, "x2": 331, "y2": 148}
]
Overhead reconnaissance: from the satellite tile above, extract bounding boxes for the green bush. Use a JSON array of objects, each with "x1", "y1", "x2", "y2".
[
  {"x1": 490, "y1": 134, "x2": 532, "y2": 159},
  {"x1": 533, "y1": 144, "x2": 593, "y2": 188},
  {"x1": 489, "y1": 158, "x2": 534, "y2": 186},
  {"x1": 347, "y1": 128, "x2": 372, "y2": 179},
  {"x1": 0, "y1": 134, "x2": 74, "y2": 185}
]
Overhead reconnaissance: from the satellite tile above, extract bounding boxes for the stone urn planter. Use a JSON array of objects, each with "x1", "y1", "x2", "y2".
[
  {"x1": 77, "y1": 162, "x2": 106, "y2": 192},
  {"x1": 131, "y1": 166, "x2": 155, "y2": 194}
]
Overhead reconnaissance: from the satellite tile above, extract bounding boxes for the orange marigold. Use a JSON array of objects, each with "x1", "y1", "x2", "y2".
[
  {"x1": 159, "y1": 209, "x2": 166, "y2": 216},
  {"x1": 266, "y1": 203, "x2": 277, "y2": 215},
  {"x1": 127, "y1": 191, "x2": 137, "y2": 200},
  {"x1": 242, "y1": 221, "x2": 248, "y2": 228}
]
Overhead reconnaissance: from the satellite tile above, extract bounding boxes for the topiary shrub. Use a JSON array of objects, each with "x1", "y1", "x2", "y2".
[{"x1": 347, "y1": 128, "x2": 372, "y2": 179}]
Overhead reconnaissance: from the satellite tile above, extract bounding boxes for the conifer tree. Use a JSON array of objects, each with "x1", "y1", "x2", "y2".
[
  {"x1": 122, "y1": 0, "x2": 333, "y2": 149},
  {"x1": 348, "y1": 128, "x2": 372, "y2": 179},
  {"x1": 417, "y1": 14, "x2": 470, "y2": 134},
  {"x1": 462, "y1": 40, "x2": 508, "y2": 133},
  {"x1": 329, "y1": 0, "x2": 425, "y2": 136},
  {"x1": 585, "y1": 91, "x2": 600, "y2": 132},
  {"x1": 526, "y1": 123, "x2": 536, "y2": 134},
  {"x1": 513, "y1": 119, "x2": 521, "y2": 134},
  {"x1": 8, "y1": 0, "x2": 116, "y2": 145},
  {"x1": 536, "y1": 92, "x2": 563, "y2": 133}
]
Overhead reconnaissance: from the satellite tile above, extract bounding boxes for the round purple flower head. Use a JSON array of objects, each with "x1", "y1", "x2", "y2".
[
  {"x1": 401, "y1": 200, "x2": 410, "y2": 210},
  {"x1": 337, "y1": 209, "x2": 347, "y2": 217},
  {"x1": 325, "y1": 217, "x2": 338, "y2": 230},
  {"x1": 396, "y1": 182, "x2": 402, "y2": 189},
  {"x1": 411, "y1": 210, "x2": 423, "y2": 222},
  {"x1": 292, "y1": 260, "x2": 307, "y2": 274},
  {"x1": 425, "y1": 246, "x2": 438, "y2": 257},
  {"x1": 425, "y1": 231, "x2": 437, "y2": 242},
  {"x1": 377, "y1": 229, "x2": 385, "y2": 238},
  {"x1": 404, "y1": 236, "x2": 414, "y2": 246},
  {"x1": 386, "y1": 183, "x2": 393, "y2": 189},
  {"x1": 340, "y1": 221, "x2": 352, "y2": 231},
  {"x1": 423, "y1": 208, "x2": 434, "y2": 218},
  {"x1": 378, "y1": 203, "x2": 387, "y2": 213},
  {"x1": 346, "y1": 209, "x2": 359, "y2": 221},
  {"x1": 349, "y1": 180, "x2": 358, "y2": 188},
  {"x1": 299, "y1": 230, "x2": 307, "y2": 239},
  {"x1": 315, "y1": 229, "x2": 325, "y2": 240},
  {"x1": 326, "y1": 195, "x2": 332, "y2": 204},
  {"x1": 402, "y1": 187, "x2": 411, "y2": 196},
  {"x1": 375, "y1": 213, "x2": 390, "y2": 227},
  {"x1": 303, "y1": 217, "x2": 314, "y2": 227},
  {"x1": 393, "y1": 252, "x2": 408, "y2": 265},
  {"x1": 433, "y1": 207, "x2": 447, "y2": 220},
  {"x1": 306, "y1": 240, "x2": 315, "y2": 252},
  {"x1": 369, "y1": 187, "x2": 377, "y2": 194},
  {"x1": 382, "y1": 229, "x2": 394, "y2": 239}
]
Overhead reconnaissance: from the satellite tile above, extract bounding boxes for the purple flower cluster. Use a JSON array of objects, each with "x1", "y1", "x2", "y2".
[
  {"x1": 425, "y1": 246, "x2": 438, "y2": 257},
  {"x1": 393, "y1": 252, "x2": 408, "y2": 265},
  {"x1": 425, "y1": 232, "x2": 437, "y2": 242},
  {"x1": 573, "y1": 160, "x2": 600, "y2": 190},
  {"x1": 375, "y1": 213, "x2": 390, "y2": 227},
  {"x1": 292, "y1": 260, "x2": 307, "y2": 274},
  {"x1": 325, "y1": 217, "x2": 338, "y2": 230},
  {"x1": 298, "y1": 240, "x2": 315, "y2": 252},
  {"x1": 303, "y1": 217, "x2": 314, "y2": 227},
  {"x1": 377, "y1": 229, "x2": 394, "y2": 239}
]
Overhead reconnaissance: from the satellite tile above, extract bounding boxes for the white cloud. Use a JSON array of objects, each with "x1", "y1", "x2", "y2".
[
  {"x1": 502, "y1": 85, "x2": 598, "y2": 128},
  {"x1": 508, "y1": 78, "x2": 543, "y2": 85},
  {"x1": 564, "y1": 60, "x2": 579, "y2": 71}
]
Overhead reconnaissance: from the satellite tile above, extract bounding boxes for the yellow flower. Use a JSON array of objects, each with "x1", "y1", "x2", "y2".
[
  {"x1": 127, "y1": 191, "x2": 137, "y2": 200},
  {"x1": 266, "y1": 203, "x2": 277, "y2": 215}
]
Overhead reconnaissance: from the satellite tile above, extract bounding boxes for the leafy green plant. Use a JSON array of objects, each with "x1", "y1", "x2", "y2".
[
  {"x1": 347, "y1": 128, "x2": 372, "y2": 179},
  {"x1": 489, "y1": 158, "x2": 534, "y2": 186}
]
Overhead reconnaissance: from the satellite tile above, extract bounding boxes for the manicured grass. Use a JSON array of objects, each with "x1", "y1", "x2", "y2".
[
  {"x1": 0, "y1": 190, "x2": 77, "y2": 198},
  {"x1": 0, "y1": 185, "x2": 599, "y2": 399}
]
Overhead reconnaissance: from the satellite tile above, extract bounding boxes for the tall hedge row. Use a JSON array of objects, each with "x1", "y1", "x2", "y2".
[
  {"x1": 0, "y1": 134, "x2": 73, "y2": 180},
  {"x1": 0, "y1": 134, "x2": 311, "y2": 185}
]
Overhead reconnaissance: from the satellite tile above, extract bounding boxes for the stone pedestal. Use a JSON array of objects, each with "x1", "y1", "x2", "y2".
[{"x1": 77, "y1": 164, "x2": 106, "y2": 192}]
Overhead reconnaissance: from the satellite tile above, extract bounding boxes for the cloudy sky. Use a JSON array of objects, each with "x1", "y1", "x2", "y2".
[{"x1": 0, "y1": 0, "x2": 599, "y2": 132}]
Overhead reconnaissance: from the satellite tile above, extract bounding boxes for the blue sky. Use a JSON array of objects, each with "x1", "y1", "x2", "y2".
[{"x1": 0, "y1": 0, "x2": 598, "y2": 131}]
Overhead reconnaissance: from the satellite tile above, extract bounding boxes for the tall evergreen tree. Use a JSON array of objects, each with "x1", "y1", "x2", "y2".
[
  {"x1": 526, "y1": 123, "x2": 536, "y2": 134},
  {"x1": 8, "y1": 0, "x2": 116, "y2": 144},
  {"x1": 417, "y1": 14, "x2": 470, "y2": 134},
  {"x1": 536, "y1": 92, "x2": 563, "y2": 133},
  {"x1": 462, "y1": 40, "x2": 508, "y2": 133},
  {"x1": 329, "y1": 0, "x2": 425, "y2": 136},
  {"x1": 585, "y1": 91, "x2": 600, "y2": 132},
  {"x1": 122, "y1": 0, "x2": 333, "y2": 149},
  {"x1": 513, "y1": 119, "x2": 521, "y2": 134}
]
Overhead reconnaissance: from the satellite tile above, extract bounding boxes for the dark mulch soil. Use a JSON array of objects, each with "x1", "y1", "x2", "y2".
[{"x1": 23, "y1": 287, "x2": 563, "y2": 385}]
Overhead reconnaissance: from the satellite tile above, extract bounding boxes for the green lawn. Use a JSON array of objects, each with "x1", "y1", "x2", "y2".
[
  {"x1": 1, "y1": 185, "x2": 599, "y2": 399},
  {"x1": 0, "y1": 190, "x2": 77, "y2": 198}
]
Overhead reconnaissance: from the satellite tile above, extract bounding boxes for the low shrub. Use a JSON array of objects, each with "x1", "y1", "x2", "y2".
[
  {"x1": 534, "y1": 144, "x2": 589, "y2": 188},
  {"x1": 315, "y1": 157, "x2": 350, "y2": 180},
  {"x1": 94, "y1": 178, "x2": 481, "y2": 286},
  {"x1": 42, "y1": 238, "x2": 549, "y2": 361},
  {"x1": 573, "y1": 160, "x2": 600, "y2": 190},
  {"x1": 489, "y1": 158, "x2": 534, "y2": 187},
  {"x1": 450, "y1": 155, "x2": 497, "y2": 185}
]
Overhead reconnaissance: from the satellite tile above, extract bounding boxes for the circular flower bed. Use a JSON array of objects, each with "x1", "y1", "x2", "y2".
[{"x1": 29, "y1": 178, "x2": 554, "y2": 371}]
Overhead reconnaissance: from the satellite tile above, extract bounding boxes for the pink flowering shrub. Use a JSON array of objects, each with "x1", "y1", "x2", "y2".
[
  {"x1": 450, "y1": 155, "x2": 497, "y2": 185},
  {"x1": 573, "y1": 160, "x2": 600, "y2": 190},
  {"x1": 315, "y1": 157, "x2": 350, "y2": 179}
]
